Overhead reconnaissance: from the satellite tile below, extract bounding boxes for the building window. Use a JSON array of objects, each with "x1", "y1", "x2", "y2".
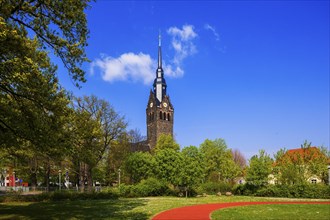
[
  {"x1": 163, "y1": 112, "x2": 166, "y2": 120},
  {"x1": 167, "y1": 113, "x2": 171, "y2": 121},
  {"x1": 311, "y1": 179, "x2": 317, "y2": 184},
  {"x1": 160, "y1": 111, "x2": 162, "y2": 119}
]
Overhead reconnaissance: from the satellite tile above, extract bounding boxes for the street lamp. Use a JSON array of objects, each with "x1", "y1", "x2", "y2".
[
  {"x1": 118, "y1": 169, "x2": 121, "y2": 187},
  {"x1": 13, "y1": 171, "x2": 15, "y2": 189},
  {"x1": 59, "y1": 170, "x2": 62, "y2": 191}
]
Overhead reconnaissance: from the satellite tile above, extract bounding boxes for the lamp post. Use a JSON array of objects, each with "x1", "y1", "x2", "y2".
[
  {"x1": 59, "y1": 170, "x2": 62, "y2": 191},
  {"x1": 118, "y1": 169, "x2": 121, "y2": 187},
  {"x1": 13, "y1": 171, "x2": 15, "y2": 190}
]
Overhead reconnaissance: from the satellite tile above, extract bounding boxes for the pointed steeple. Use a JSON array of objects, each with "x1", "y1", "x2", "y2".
[
  {"x1": 158, "y1": 32, "x2": 162, "y2": 69},
  {"x1": 153, "y1": 32, "x2": 167, "y2": 104}
]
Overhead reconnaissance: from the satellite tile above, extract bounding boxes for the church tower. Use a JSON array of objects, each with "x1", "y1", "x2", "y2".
[{"x1": 146, "y1": 34, "x2": 174, "y2": 150}]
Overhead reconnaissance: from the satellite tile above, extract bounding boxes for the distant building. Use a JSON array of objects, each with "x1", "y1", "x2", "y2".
[
  {"x1": 270, "y1": 147, "x2": 329, "y2": 184},
  {"x1": 146, "y1": 34, "x2": 174, "y2": 150}
]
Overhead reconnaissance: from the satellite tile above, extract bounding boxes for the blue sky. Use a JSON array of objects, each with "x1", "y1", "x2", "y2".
[{"x1": 57, "y1": 1, "x2": 329, "y2": 159}]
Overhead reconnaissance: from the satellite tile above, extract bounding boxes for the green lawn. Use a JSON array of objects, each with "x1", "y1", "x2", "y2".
[
  {"x1": 0, "y1": 196, "x2": 329, "y2": 220},
  {"x1": 212, "y1": 204, "x2": 330, "y2": 220}
]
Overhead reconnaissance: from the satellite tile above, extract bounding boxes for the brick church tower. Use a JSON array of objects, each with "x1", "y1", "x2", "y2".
[{"x1": 146, "y1": 35, "x2": 174, "y2": 150}]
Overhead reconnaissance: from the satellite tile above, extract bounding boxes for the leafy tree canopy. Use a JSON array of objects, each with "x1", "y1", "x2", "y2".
[
  {"x1": 0, "y1": 0, "x2": 91, "y2": 85},
  {"x1": 154, "y1": 134, "x2": 180, "y2": 153},
  {"x1": 246, "y1": 149, "x2": 273, "y2": 186}
]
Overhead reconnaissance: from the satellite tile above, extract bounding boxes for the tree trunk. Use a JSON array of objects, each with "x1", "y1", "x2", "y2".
[
  {"x1": 44, "y1": 162, "x2": 50, "y2": 192},
  {"x1": 87, "y1": 165, "x2": 93, "y2": 192},
  {"x1": 30, "y1": 172, "x2": 37, "y2": 191},
  {"x1": 79, "y1": 162, "x2": 85, "y2": 192}
]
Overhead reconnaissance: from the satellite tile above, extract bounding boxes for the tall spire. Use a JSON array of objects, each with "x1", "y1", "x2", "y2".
[
  {"x1": 158, "y1": 32, "x2": 162, "y2": 69},
  {"x1": 153, "y1": 31, "x2": 167, "y2": 104}
]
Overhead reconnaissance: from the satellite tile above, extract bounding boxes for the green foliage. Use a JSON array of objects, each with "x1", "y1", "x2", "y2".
[
  {"x1": 118, "y1": 178, "x2": 169, "y2": 197},
  {"x1": 132, "y1": 178, "x2": 169, "y2": 197},
  {"x1": 0, "y1": 0, "x2": 91, "y2": 85},
  {"x1": 179, "y1": 146, "x2": 204, "y2": 188},
  {"x1": 71, "y1": 95, "x2": 127, "y2": 191},
  {"x1": 154, "y1": 148, "x2": 183, "y2": 186},
  {"x1": 246, "y1": 150, "x2": 273, "y2": 186},
  {"x1": 273, "y1": 143, "x2": 329, "y2": 185},
  {"x1": 196, "y1": 181, "x2": 232, "y2": 195},
  {"x1": 124, "y1": 152, "x2": 155, "y2": 183},
  {"x1": 233, "y1": 183, "x2": 330, "y2": 199},
  {"x1": 200, "y1": 139, "x2": 241, "y2": 182},
  {"x1": 0, "y1": 191, "x2": 119, "y2": 203},
  {"x1": 154, "y1": 134, "x2": 180, "y2": 153}
]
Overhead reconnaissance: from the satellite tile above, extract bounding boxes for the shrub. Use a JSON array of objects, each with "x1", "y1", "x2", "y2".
[
  {"x1": 254, "y1": 184, "x2": 330, "y2": 199},
  {"x1": 118, "y1": 178, "x2": 170, "y2": 197},
  {"x1": 196, "y1": 182, "x2": 232, "y2": 195},
  {"x1": 0, "y1": 191, "x2": 119, "y2": 203},
  {"x1": 132, "y1": 177, "x2": 169, "y2": 197}
]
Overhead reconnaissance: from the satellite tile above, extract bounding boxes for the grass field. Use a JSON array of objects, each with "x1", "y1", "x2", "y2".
[
  {"x1": 212, "y1": 204, "x2": 330, "y2": 220},
  {"x1": 0, "y1": 196, "x2": 329, "y2": 219}
]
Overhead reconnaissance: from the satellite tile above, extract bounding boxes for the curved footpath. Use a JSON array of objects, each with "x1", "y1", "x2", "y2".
[{"x1": 152, "y1": 201, "x2": 330, "y2": 220}]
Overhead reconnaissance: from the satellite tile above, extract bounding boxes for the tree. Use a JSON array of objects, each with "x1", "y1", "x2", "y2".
[
  {"x1": 232, "y1": 149, "x2": 247, "y2": 170},
  {"x1": 0, "y1": 0, "x2": 90, "y2": 155},
  {"x1": 246, "y1": 150, "x2": 273, "y2": 186},
  {"x1": 180, "y1": 146, "x2": 204, "y2": 196},
  {"x1": 200, "y1": 138, "x2": 240, "y2": 182},
  {"x1": 71, "y1": 95, "x2": 127, "y2": 191},
  {"x1": 153, "y1": 134, "x2": 180, "y2": 153},
  {"x1": 105, "y1": 132, "x2": 132, "y2": 185},
  {"x1": 0, "y1": 0, "x2": 90, "y2": 85},
  {"x1": 124, "y1": 152, "x2": 155, "y2": 184},
  {"x1": 154, "y1": 148, "x2": 183, "y2": 186}
]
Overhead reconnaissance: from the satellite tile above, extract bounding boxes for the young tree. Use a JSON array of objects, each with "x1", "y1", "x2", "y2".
[
  {"x1": 200, "y1": 138, "x2": 239, "y2": 182},
  {"x1": 246, "y1": 150, "x2": 273, "y2": 186},
  {"x1": 232, "y1": 149, "x2": 247, "y2": 170},
  {"x1": 71, "y1": 95, "x2": 127, "y2": 191},
  {"x1": 153, "y1": 134, "x2": 180, "y2": 153},
  {"x1": 180, "y1": 146, "x2": 204, "y2": 196},
  {"x1": 124, "y1": 152, "x2": 155, "y2": 184},
  {"x1": 154, "y1": 148, "x2": 183, "y2": 186}
]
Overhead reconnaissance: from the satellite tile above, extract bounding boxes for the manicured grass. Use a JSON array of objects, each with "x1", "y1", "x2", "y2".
[
  {"x1": 0, "y1": 196, "x2": 329, "y2": 219},
  {"x1": 211, "y1": 204, "x2": 330, "y2": 220}
]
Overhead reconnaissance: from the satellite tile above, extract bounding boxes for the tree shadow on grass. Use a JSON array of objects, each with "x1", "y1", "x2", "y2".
[{"x1": 0, "y1": 198, "x2": 149, "y2": 220}]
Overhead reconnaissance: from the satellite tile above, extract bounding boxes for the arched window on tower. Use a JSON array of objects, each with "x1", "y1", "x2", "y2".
[
  {"x1": 160, "y1": 111, "x2": 163, "y2": 119},
  {"x1": 163, "y1": 112, "x2": 166, "y2": 120},
  {"x1": 152, "y1": 112, "x2": 154, "y2": 120},
  {"x1": 167, "y1": 113, "x2": 171, "y2": 121}
]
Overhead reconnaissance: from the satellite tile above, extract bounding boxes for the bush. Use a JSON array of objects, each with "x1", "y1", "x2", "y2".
[
  {"x1": 0, "y1": 190, "x2": 119, "y2": 203},
  {"x1": 196, "y1": 182, "x2": 232, "y2": 195},
  {"x1": 118, "y1": 178, "x2": 170, "y2": 197},
  {"x1": 253, "y1": 184, "x2": 330, "y2": 199}
]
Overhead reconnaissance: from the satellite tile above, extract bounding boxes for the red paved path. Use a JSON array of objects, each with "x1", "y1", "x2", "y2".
[{"x1": 152, "y1": 201, "x2": 330, "y2": 220}]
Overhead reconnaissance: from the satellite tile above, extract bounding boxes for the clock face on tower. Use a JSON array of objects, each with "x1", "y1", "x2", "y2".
[
  {"x1": 150, "y1": 102, "x2": 153, "y2": 108},
  {"x1": 163, "y1": 102, "x2": 167, "y2": 108}
]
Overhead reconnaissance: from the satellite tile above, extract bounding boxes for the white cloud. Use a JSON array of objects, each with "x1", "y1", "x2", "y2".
[
  {"x1": 204, "y1": 23, "x2": 220, "y2": 41},
  {"x1": 167, "y1": 25, "x2": 197, "y2": 65},
  {"x1": 167, "y1": 24, "x2": 198, "y2": 73},
  {"x1": 91, "y1": 24, "x2": 198, "y2": 84},
  {"x1": 163, "y1": 64, "x2": 184, "y2": 78},
  {"x1": 91, "y1": 53, "x2": 155, "y2": 84}
]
